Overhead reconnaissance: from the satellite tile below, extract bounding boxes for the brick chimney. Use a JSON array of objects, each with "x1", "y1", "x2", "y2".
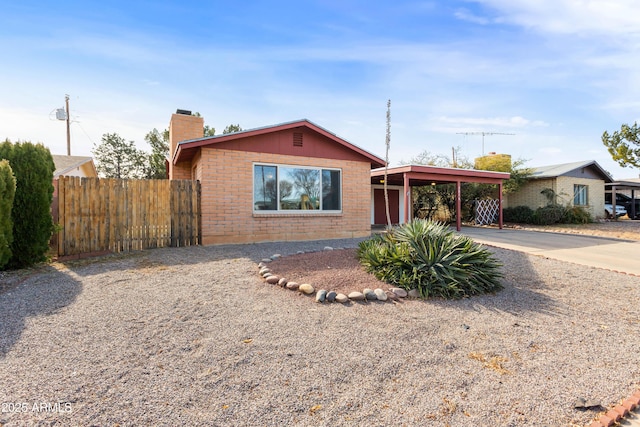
[{"x1": 168, "y1": 109, "x2": 204, "y2": 179}]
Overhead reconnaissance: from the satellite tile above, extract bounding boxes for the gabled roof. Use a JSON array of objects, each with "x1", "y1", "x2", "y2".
[
  {"x1": 530, "y1": 160, "x2": 613, "y2": 183},
  {"x1": 52, "y1": 155, "x2": 96, "y2": 177},
  {"x1": 173, "y1": 119, "x2": 385, "y2": 168}
]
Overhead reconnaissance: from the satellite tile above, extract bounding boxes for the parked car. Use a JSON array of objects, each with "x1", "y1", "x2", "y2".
[
  {"x1": 605, "y1": 203, "x2": 627, "y2": 218},
  {"x1": 605, "y1": 193, "x2": 640, "y2": 219}
]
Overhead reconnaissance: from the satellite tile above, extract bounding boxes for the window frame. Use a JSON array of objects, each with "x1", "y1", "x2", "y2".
[
  {"x1": 252, "y1": 163, "x2": 343, "y2": 214},
  {"x1": 573, "y1": 184, "x2": 588, "y2": 206}
]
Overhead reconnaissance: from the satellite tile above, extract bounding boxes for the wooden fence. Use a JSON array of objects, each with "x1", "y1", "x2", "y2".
[{"x1": 55, "y1": 177, "x2": 200, "y2": 257}]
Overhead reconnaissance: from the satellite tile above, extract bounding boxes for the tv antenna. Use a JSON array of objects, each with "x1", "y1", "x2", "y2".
[{"x1": 456, "y1": 131, "x2": 515, "y2": 155}]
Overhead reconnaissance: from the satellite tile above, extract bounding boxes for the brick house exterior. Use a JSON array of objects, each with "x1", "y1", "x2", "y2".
[
  {"x1": 505, "y1": 160, "x2": 611, "y2": 219},
  {"x1": 168, "y1": 111, "x2": 385, "y2": 245}
]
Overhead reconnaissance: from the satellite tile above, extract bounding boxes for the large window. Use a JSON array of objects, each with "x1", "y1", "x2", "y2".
[
  {"x1": 254, "y1": 164, "x2": 341, "y2": 212},
  {"x1": 574, "y1": 184, "x2": 588, "y2": 206}
]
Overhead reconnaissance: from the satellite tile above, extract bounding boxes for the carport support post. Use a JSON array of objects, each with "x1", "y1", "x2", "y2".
[
  {"x1": 456, "y1": 180, "x2": 462, "y2": 231},
  {"x1": 403, "y1": 172, "x2": 410, "y2": 224},
  {"x1": 498, "y1": 182, "x2": 504, "y2": 229},
  {"x1": 612, "y1": 186, "x2": 617, "y2": 221}
]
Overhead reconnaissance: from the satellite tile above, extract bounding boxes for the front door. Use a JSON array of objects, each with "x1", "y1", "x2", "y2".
[{"x1": 374, "y1": 188, "x2": 400, "y2": 225}]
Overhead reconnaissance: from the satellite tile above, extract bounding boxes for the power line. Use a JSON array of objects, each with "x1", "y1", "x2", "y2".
[{"x1": 456, "y1": 131, "x2": 515, "y2": 155}]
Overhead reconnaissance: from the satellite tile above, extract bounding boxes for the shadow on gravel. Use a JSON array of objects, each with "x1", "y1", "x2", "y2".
[
  {"x1": 0, "y1": 266, "x2": 82, "y2": 358},
  {"x1": 410, "y1": 247, "x2": 562, "y2": 317},
  {"x1": 56, "y1": 238, "x2": 368, "y2": 278},
  {"x1": 448, "y1": 248, "x2": 562, "y2": 316}
]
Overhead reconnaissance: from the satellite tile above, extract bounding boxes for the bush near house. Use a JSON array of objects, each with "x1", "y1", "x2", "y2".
[
  {"x1": 0, "y1": 140, "x2": 55, "y2": 269},
  {"x1": 0, "y1": 159, "x2": 16, "y2": 268},
  {"x1": 357, "y1": 220, "x2": 503, "y2": 299},
  {"x1": 560, "y1": 206, "x2": 592, "y2": 224},
  {"x1": 504, "y1": 204, "x2": 592, "y2": 225},
  {"x1": 503, "y1": 206, "x2": 534, "y2": 223}
]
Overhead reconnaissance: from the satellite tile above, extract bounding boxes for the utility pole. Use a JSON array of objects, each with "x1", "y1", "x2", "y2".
[
  {"x1": 65, "y1": 94, "x2": 71, "y2": 155},
  {"x1": 456, "y1": 131, "x2": 515, "y2": 155}
]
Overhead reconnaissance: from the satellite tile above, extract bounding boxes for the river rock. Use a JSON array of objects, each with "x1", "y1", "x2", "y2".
[
  {"x1": 363, "y1": 288, "x2": 377, "y2": 300},
  {"x1": 277, "y1": 277, "x2": 288, "y2": 287},
  {"x1": 259, "y1": 268, "x2": 271, "y2": 276},
  {"x1": 286, "y1": 282, "x2": 300, "y2": 290},
  {"x1": 270, "y1": 254, "x2": 282, "y2": 260},
  {"x1": 260, "y1": 258, "x2": 272, "y2": 263},
  {"x1": 374, "y1": 289, "x2": 387, "y2": 301},
  {"x1": 348, "y1": 291, "x2": 365, "y2": 301},
  {"x1": 326, "y1": 291, "x2": 337, "y2": 302},
  {"x1": 323, "y1": 246, "x2": 334, "y2": 251},
  {"x1": 390, "y1": 288, "x2": 408, "y2": 298},
  {"x1": 316, "y1": 289, "x2": 327, "y2": 303},
  {"x1": 299, "y1": 284, "x2": 315, "y2": 295},
  {"x1": 335, "y1": 293, "x2": 349, "y2": 303},
  {"x1": 265, "y1": 275, "x2": 280, "y2": 284},
  {"x1": 386, "y1": 291, "x2": 399, "y2": 301}
]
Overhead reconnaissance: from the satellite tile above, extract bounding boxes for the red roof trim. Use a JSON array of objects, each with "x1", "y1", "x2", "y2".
[
  {"x1": 172, "y1": 119, "x2": 385, "y2": 168},
  {"x1": 371, "y1": 165, "x2": 510, "y2": 182}
]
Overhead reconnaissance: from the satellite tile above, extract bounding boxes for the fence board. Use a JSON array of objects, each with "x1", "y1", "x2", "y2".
[{"x1": 56, "y1": 177, "x2": 200, "y2": 257}]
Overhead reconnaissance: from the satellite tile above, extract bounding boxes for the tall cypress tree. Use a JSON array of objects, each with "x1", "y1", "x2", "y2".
[
  {"x1": 0, "y1": 140, "x2": 55, "y2": 268},
  {"x1": 0, "y1": 159, "x2": 16, "y2": 269}
]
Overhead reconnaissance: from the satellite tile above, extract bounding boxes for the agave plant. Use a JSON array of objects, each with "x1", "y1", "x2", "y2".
[{"x1": 357, "y1": 219, "x2": 502, "y2": 299}]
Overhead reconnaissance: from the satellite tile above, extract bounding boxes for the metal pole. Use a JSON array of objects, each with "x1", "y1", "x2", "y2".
[{"x1": 65, "y1": 94, "x2": 71, "y2": 155}]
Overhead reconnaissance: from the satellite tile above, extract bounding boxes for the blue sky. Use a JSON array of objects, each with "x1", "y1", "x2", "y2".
[{"x1": 2, "y1": 0, "x2": 640, "y2": 179}]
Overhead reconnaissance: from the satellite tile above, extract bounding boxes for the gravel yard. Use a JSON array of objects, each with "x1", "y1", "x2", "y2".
[{"x1": 1, "y1": 228, "x2": 640, "y2": 426}]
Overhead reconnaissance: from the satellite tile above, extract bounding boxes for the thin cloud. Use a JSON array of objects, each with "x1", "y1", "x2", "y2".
[
  {"x1": 434, "y1": 115, "x2": 549, "y2": 129},
  {"x1": 471, "y1": 0, "x2": 640, "y2": 36},
  {"x1": 454, "y1": 8, "x2": 491, "y2": 25}
]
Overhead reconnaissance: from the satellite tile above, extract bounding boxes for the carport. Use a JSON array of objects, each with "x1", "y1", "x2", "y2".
[
  {"x1": 371, "y1": 165, "x2": 511, "y2": 231},
  {"x1": 606, "y1": 180, "x2": 640, "y2": 219}
]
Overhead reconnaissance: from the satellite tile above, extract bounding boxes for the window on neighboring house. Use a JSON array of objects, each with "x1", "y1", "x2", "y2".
[
  {"x1": 253, "y1": 164, "x2": 342, "y2": 212},
  {"x1": 574, "y1": 184, "x2": 588, "y2": 206}
]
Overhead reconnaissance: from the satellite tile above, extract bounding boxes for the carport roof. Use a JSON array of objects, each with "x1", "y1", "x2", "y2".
[
  {"x1": 371, "y1": 164, "x2": 511, "y2": 230},
  {"x1": 606, "y1": 180, "x2": 640, "y2": 191},
  {"x1": 371, "y1": 164, "x2": 510, "y2": 186}
]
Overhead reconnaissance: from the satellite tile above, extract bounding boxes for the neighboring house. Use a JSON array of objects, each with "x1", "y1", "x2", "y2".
[
  {"x1": 168, "y1": 111, "x2": 385, "y2": 245},
  {"x1": 52, "y1": 155, "x2": 97, "y2": 178},
  {"x1": 51, "y1": 155, "x2": 97, "y2": 200},
  {"x1": 50, "y1": 155, "x2": 98, "y2": 243},
  {"x1": 504, "y1": 160, "x2": 611, "y2": 219},
  {"x1": 606, "y1": 177, "x2": 640, "y2": 219}
]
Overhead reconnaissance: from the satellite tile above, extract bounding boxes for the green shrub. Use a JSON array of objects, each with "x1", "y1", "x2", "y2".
[
  {"x1": 0, "y1": 140, "x2": 55, "y2": 268},
  {"x1": 0, "y1": 159, "x2": 16, "y2": 268},
  {"x1": 357, "y1": 220, "x2": 503, "y2": 299},
  {"x1": 503, "y1": 206, "x2": 534, "y2": 223},
  {"x1": 561, "y1": 206, "x2": 592, "y2": 224},
  {"x1": 532, "y1": 205, "x2": 565, "y2": 225}
]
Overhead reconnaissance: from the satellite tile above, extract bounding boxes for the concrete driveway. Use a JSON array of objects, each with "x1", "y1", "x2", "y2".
[{"x1": 460, "y1": 226, "x2": 640, "y2": 276}]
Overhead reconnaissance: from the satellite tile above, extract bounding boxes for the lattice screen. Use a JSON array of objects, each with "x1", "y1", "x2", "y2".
[{"x1": 475, "y1": 199, "x2": 500, "y2": 225}]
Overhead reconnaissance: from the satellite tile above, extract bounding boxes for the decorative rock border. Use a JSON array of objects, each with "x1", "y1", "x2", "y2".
[
  {"x1": 587, "y1": 390, "x2": 640, "y2": 427},
  {"x1": 257, "y1": 247, "x2": 415, "y2": 304}
]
